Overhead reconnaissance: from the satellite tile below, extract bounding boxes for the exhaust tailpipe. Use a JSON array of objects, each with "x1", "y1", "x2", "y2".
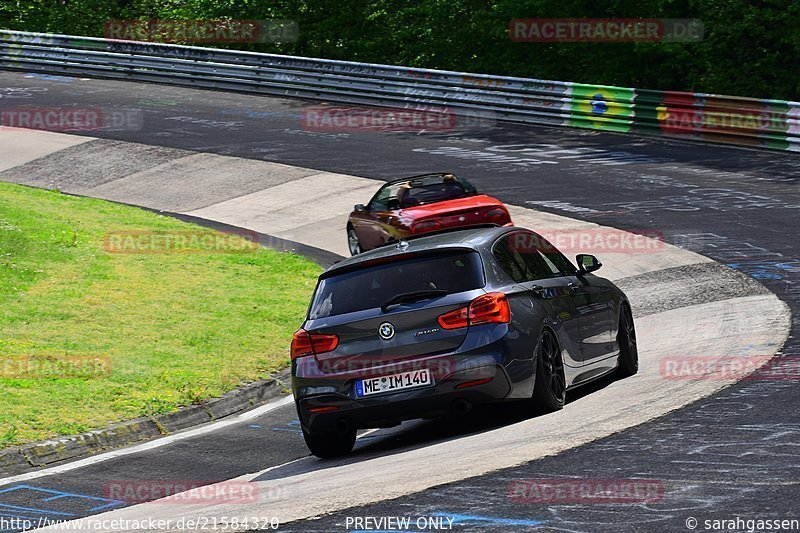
[
  {"x1": 335, "y1": 418, "x2": 352, "y2": 433},
  {"x1": 451, "y1": 398, "x2": 472, "y2": 416}
]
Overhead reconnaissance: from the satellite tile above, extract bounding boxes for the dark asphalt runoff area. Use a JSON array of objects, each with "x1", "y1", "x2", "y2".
[{"x1": 0, "y1": 71, "x2": 798, "y2": 532}]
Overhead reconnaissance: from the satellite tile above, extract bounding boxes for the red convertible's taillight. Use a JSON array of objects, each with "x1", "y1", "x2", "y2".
[
  {"x1": 485, "y1": 207, "x2": 508, "y2": 222},
  {"x1": 412, "y1": 220, "x2": 443, "y2": 233},
  {"x1": 437, "y1": 292, "x2": 510, "y2": 330}
]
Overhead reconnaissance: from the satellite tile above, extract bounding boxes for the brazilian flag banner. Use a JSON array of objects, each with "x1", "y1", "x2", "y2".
[{"x1": 569, "y1": 84, "x2": 635, "y2": 132}]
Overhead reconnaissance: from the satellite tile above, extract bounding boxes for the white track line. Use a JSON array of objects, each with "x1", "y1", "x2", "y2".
[{"x1": 0, "y1": 395, "x2": 295, "y2": 486}]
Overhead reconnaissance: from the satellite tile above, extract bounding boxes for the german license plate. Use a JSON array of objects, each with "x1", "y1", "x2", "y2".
[{"x1": 356, "y1": 368, "x2": 433, "y2": 397}]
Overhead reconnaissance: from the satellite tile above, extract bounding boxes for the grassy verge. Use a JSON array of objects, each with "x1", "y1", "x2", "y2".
[{"x1": 0, "y1": 182, "x2": 322, "y2": 448}]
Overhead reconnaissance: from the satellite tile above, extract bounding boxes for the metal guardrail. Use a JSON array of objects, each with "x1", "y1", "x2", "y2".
[{"x1": 1, "y1": 29, "x2": 798, "y2": 152}]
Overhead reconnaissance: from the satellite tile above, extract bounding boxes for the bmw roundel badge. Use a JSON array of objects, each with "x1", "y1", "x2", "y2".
[{"x1": 378, "y1": 322, "x2": 395, "y2": 340}]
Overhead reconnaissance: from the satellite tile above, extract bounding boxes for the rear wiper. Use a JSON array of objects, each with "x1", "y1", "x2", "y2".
[{"x1": 381, "y1": 289, "x2": 447, "y2": 312}]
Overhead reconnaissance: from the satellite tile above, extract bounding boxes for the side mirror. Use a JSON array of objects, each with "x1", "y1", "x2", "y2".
[
  {"x1": 354, "y1": 203, "x2": 367, "y2": 212},
  {"x1": 576, "y1": 254, "x2": 602, "y2": 275},
  {"x1": 387, "y1": 199, "x2": 401, "y2": 211}
]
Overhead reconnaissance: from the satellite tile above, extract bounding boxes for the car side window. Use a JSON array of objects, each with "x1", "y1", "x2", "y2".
[
  {"x1": 501, "y1": 232, "x2": 577, "y2": 279},
  {"x1": 368, "y1": 185, "x2": 391, "y2": 211},
  {"x1": 535, "y1": 236, "x2": 577, "y2": 276},
  {"x1": 493, "y1": 234, "x2": 553, "y2": 282},
  {"x1": 520, "y1": 249, "x2": 559, "y2": 280},
  {"x1": 537, "y1": 251, "x2": 563, "y2": 277},
  {"x1": 492, "y1": 237, "x2": 527, "y2": 283},
  {"x1": 506, "y1": 233, "x2": 559, "y2": 280},
  {"x1": 511, "y1": 232, "x2": 577, "y2": 276},
  {"x1": 458, "y1": 175, "x2": 478, "y2": 195}
]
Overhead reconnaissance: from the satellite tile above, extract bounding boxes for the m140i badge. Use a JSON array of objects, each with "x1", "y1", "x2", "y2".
[
  {"x1": 378, "y1": 322, "x2": 395, "y2": 340},
  {"x1": 414, "y1": 328, "x2": 440, "y2": 337}
]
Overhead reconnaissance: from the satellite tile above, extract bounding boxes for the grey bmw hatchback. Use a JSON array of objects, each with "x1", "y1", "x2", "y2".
[{"x1": 291, "y1": 226, "x2": 637, "y2": 458}]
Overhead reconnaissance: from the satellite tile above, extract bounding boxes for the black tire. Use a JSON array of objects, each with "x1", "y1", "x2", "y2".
[
  {"x1": 617, "y1": 304, "x2": 639, "y2": 377},
  {"x1": 302, "y1": 426, "x2": 356, "y2": 459},
  {"x1": 531, "y1": 329, "x2": 566, "y2": 413},
  {"x1": 347, "y1": 227, "x2": 362, "y2": 256}
]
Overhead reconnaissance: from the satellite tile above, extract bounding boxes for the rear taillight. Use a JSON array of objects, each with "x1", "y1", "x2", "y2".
[
  {"x1": 437, "y1": 306, "x2": 470, "y2": 329},
  {"x1": 485, "y1": 207, "x2": 508, "y2": 222},
  {"x1": 412, "y1": 220, "x2": 442, "y2": 233},
  {"x1": 469, "y1": 292, "x2": 511, "y2": 325},
  {"x1": 290, "y1": 329, "x2": 339, "y2": 360},
  {"x1": 291, "y1": 330, "x2": 313, "y2": 359},
  {"x1": 437, "y1": 292, "x2": 510, "y2": 330}
]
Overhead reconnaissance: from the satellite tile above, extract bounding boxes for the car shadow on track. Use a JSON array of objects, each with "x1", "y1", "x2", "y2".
[{"x1": 253, "y1": 372, "x2": 621, "y2": 482}]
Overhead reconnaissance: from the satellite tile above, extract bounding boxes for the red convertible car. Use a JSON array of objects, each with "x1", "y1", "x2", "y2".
[{"x1": 346, "y1": 173, "x2": 513, "y2": 255}]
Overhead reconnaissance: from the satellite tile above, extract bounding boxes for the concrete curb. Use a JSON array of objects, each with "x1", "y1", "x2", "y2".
[{"x1": 0, "y1": 369, "x2": 291, "y2": 475}]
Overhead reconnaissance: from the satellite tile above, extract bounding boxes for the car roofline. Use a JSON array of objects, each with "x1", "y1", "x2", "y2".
[
  {"x1": 325, "y1": 226, "x2": 517, "y2": 276},
  {"x1": 322, "y1": 245, "x2": 480, "y2": 279}
]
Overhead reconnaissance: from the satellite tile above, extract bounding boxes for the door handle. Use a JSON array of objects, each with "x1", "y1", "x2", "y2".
[{"x1": 566, "y1": 281, "x2": 579, "y2": 292}]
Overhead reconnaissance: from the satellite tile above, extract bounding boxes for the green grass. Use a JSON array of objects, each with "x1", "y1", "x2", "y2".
[{"x1": 0, "y1": 182, "x2": 322, "y2": 448}]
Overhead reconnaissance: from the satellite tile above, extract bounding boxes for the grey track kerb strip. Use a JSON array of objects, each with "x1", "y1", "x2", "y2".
[{"x1": 0, "y1": 371, "x2": 290, "y2": 475}]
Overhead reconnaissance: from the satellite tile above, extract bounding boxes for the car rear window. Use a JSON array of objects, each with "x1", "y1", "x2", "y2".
[{"x1": 309, "y1": 250, "x2": 485, "y2": 319}]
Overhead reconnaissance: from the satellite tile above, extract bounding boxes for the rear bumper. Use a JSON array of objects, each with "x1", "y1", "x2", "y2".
[{"x1": 294, "y1": 363, "x2": 512, "y2": 431}]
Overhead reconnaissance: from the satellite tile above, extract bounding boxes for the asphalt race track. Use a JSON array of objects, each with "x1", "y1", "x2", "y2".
[{"x1": 1, "y1": 71, "x2": 799, "y2": 532}]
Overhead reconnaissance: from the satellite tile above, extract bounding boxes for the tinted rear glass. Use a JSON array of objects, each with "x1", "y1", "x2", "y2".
[{"x1": 309, "y1": 251, "x2": 485, "y2": 319}]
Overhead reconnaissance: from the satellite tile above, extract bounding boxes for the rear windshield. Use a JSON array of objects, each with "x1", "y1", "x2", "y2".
[{"x1": 309, "y1": 251, "x2": 485, "y2": 319}]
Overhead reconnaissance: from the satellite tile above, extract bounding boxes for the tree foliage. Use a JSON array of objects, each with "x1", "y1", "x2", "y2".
[{"x1": 3, "y1": 0, "x2": 799, "y2": 99}]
